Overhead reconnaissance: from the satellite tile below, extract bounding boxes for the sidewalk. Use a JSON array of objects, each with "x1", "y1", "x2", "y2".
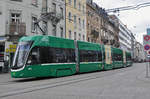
[{"x1": 137, "y1": 70, "x2": 150, "y2": 82}]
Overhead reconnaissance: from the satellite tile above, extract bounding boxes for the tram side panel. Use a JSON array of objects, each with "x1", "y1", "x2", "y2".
[
  {"x1": 112, "y1": 47, "x2": 124, "y2": 69},
  {"x1": 77, "y1": 41, "x2": 103, "y2": 73},
  {"x1": 11, "y1": 36, "x2": 77, "y2": 78},
  {"x1": 126, "y1": 52, "x2": 132, "y2": 66},
  {"x1": 39, "y1": 36, "x2": 77, "y2": 77}
]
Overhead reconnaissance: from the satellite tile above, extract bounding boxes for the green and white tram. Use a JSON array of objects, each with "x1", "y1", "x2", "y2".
[{"x1": 11, "y1": 36, "x2": 132, "y2": 78}]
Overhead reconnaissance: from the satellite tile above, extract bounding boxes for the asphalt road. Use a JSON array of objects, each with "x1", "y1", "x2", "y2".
[{"x1": 0, "y1": 63, "x2": 150, "y2": 99}]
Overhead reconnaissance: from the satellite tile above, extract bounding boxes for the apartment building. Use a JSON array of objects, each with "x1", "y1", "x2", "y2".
[
  {"x1": 86, "y1": 0, "x2": 119, "y2": 47},
  {"x1": 119, "y1": 20, "x2": 132, "y2": 52},
  {"x1": 134, "y1": 42, "x2": 145, "y2": 62},
  {"x1": 131, "y1": 32, "x2": 136, "y2": 59},
  {"x1": 86, "y1": 0, "x2": 101, "y2": 43},
  {"x1": 102, "y1": 17, "x2": 119, "y2": 47},
  {"x1": 0, "y1": 0, "x2": 43, "y2": 41},
  {"x1": 42, "y1": 0, "x2": 65, "y2": 38},
  {"x1": 109, "y1": 15, "x2": 133, "y2": 52},
  {"x1": 0, "y1": 0, "x2": 42, "y2": 70},
  {"x1": 65, "y1": 0, "x2": 87, "y2": 41}
]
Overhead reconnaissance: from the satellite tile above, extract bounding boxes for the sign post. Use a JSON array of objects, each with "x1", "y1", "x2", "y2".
[
  {"x1": 143, "y1": 35, "x2": 150, "y2": 78},
  {"x1": 147, "y1": 28, "x2": 150, "y2": 35}
]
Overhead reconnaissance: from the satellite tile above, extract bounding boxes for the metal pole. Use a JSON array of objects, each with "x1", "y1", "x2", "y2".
[
  {"x1": 149, "y1": 57, "x2": 150, "y2": 73},
  {"x1": 45, "y1": 0, "x2": 48, "y2": 35},
  {"x1": 146, "y1": 56, "x2": 149, "y2": 78},
  {"x1": 65, "y1": 0, "x2": 66, "y2": 38},
  {"x1": 146, "y1": 61, "x2": 149, "y2": 78}
]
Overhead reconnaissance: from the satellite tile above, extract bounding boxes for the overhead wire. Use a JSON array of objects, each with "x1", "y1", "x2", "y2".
[{"x1": 106, "y1": 2, "x2": 150, "y2": 13}]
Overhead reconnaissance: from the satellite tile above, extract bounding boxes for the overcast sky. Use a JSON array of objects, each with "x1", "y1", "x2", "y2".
[{"x1": 93, "y1": 0, "x2": 150, "y2": 44}]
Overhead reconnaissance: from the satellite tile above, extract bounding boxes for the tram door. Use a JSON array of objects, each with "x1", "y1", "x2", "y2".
[{"x1": 105, "y1": 45, "x2": 112, "y2": 64}]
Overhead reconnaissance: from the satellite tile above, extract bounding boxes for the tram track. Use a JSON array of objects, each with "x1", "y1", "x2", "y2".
[{"x1": 0, "y1": 66, "x2": 135, "y2": 99}]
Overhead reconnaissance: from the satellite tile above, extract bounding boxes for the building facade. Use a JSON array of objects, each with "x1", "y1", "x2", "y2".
[
  {"x1": 130, "y1": 32, "x2": 136, "y2": 59},
  {"x1": 86, "y1": 0, "x2": 119, "y2": 47},
  {"x1": 0, "y1": 0, "x2": 43, "y2": 41},
  {"x1": 86, "y1": 0, "x2": 101, "y2": 43},
  {"x1": 0, "y1": 0, "x2": 43, "y2": 71},
  {"x1": 134, "y1": 42, "x2": 145, "y2": 62},
  {"x1": 108, "y1": 15, "x2": 120, "y2": 47},
  {"x1": 65, "y1": 0, "x2": 86, "y2": 41},
  {"x1": 41, "y1": 0, "x2": 65, "y2": 38},
  {"x1": 119, "y1": 20, "x2": 132, "y2": 52},
  {"x1": 109, "y1": 15, "x2": 138, "y2": 59}
]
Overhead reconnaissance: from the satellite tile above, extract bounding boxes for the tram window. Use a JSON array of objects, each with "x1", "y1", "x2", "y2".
[
  {"x1": 27, "y1": 47, "x2": 39, "y2": 65},
  {"x1": 52, "y1": 48, "x2": 67, "y2": 63},
  {"x1": 54, "y1": 48, "x2": 66, "y2": 63},
  {"x1": 89, "y1": 51, "x2": 98, "y2": 62},
  {"x1": 103, "y1": 52, "x2": 105, "y2": 60},
  {"x1": 80, "y1": 50, "x2": 88, "y2": 62},
  {"x1": 98, "y1": 51, "x2": 102, "y2": 61},
  {"x1": 129, "y1": 55, "x2": 131, "y2": 60},
  {"x1": 80, "y1": 50, "x2": 100, "y2": 62},
  {"x1": 113, "y1": 53, "x2": 123, "y2": 61},
  {"x1": 113, "y1": 53, "x2": 117, "y2": 61},
  {"x1": 65, "y1": 49, "x2": 75, "y2": 62},
  {"x1": 50, "y1": 48, "x2": 75, "y2": 63},
  {"x1": 27, "y1": 47, "x2": 75, "y2": 64},
  {"x1": 119, "y1": 54, "x2": 123, "y2": 61},
  {"x1": 126, "y1": 55, "x2": 131, "y2": 61},
  {"x1": 39, "y1": 47, "x2": 50, "y2": 64}
]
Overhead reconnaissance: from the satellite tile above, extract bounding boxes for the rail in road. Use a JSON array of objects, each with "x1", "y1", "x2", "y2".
[{"x1": 0, "y1": 64, "x2": 138, "y2": 99}]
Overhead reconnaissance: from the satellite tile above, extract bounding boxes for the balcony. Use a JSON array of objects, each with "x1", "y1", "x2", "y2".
[
  {"x1": 110, "y1": 39, "x2": 115, "y2": 45},
  {"x1": 101, "y1": 37, "x2": 108, "y2": 44},
  {"x1": 41, "y1": 11, "x2": 63, "y2": 25},
  {"x1": 52, "y1": 13, "x2": 63, "y2": 25},
  {"x1": 91, "y1": 30, "x2": 99, "y2": 38},
  {"x1": 9, "y1": 22, "x2": 26, "y2": 36}
]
